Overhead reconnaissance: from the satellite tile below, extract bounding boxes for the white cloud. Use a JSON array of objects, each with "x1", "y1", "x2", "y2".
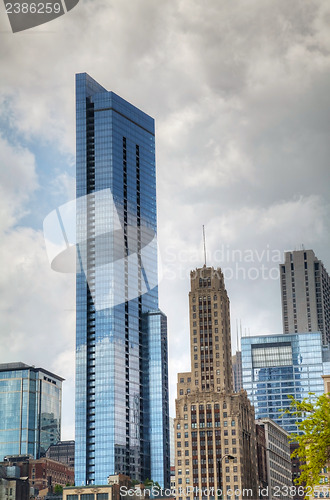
[
  {"x1": 51, "y1": 172, "x2": 75, "y2": 201},
  {"x1": 0, "y1": 135, "x2": 38, "y2": 231}
]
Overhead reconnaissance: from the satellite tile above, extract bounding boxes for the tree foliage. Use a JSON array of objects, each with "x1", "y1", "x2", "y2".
[
  {"x1": 143, "y1": 478, "x2": 161, "y2": 491},
  {"x1": 285, "y1": 392, "x2": 330, "y2": 489}
]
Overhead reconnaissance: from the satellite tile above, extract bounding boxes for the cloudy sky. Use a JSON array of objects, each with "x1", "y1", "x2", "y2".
[{"x1": 0, "y1": 0, "x2": 330, "y2": 438}]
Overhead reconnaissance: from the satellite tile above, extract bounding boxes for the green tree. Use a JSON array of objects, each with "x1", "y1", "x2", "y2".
[
  {"x1": 285, "y1": 393, "x2": 330, "y2": 490},
  {"x1": 143, "y1": 478, "x2": 161, "y2": 493},
  {"x1": 54, "y1": 484, "x2": 63, "y2": 493}
]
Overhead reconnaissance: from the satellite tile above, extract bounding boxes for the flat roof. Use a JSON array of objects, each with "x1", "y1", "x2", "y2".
[{"x1": 0, "y1": 362, "x2": 64, "y2": 382}]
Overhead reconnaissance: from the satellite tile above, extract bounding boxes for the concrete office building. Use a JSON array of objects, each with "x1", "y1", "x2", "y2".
[
  {"x1": 174, "y1": 266, "x2": 258, "y2": 500},
  {"x1": 256, "y1": 419, "x2": 293, "y2": 500},
  {"x1": 280, "y1": 249, "x2": 330, "y2": 344}
]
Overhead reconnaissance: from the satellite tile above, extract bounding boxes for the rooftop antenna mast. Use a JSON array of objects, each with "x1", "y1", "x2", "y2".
[{"x1": 203, "y1": 225, "x2": 207, "y2": 266}]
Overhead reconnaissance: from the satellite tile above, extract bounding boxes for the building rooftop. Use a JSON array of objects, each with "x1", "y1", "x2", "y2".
[
  {"x1": 0, "y1": 362, "x2": 64, "y2": 382},
  {"x1": 256, "y1": 417, "x2": 291, "y2": 437},
  {"x1": 242, "y1": 331, "x2": 323, "y2": 340}
]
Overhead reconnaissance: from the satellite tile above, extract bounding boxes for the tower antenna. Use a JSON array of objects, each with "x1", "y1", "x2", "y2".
[{"x1": 203, "y1": 225, "x2": 207, "y2": 266}]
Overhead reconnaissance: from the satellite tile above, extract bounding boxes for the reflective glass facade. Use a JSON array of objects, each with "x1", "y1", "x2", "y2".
[
  {"x1": 242, "y1": 332, "x2": 330, "y2": 433},
  {"x1": 0, "y1": 362, "x2": 62, "y2": 461},
  {"x1": 75, "y1": 73, "x2": 169, "y2": 487}
]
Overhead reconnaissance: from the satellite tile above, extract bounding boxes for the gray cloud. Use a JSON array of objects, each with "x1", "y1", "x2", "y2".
[{"x1": 0, "y1": 0, "x2": 330, "y2": 424}]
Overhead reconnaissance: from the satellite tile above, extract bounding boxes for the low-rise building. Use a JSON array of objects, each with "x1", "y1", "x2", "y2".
[
  {"x1": 63, "y1": 484, "x2": 119, "y2": 500},
  {"x1": 2, "y1": 455, "x2": 74, "y2": 494},
  {"x1": 0, "y1": 465, "x2": 29, "y2": 500},
  {"x1": 29, "y1": 457, "x2": 74, "y2": 492}
]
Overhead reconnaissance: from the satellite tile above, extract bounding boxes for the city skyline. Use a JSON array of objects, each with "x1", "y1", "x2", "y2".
[{"x1": 0, "y1": 0, "x2": 330, "y2": 442}]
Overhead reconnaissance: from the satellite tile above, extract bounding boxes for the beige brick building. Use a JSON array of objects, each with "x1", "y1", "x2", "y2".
[{"x1": 174, "y1": 266, "x2": 258, "y2": 500}]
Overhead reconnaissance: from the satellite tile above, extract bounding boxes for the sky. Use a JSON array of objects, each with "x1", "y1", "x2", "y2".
[{"x1": 0, "y1": 0, "x2": 330, "y2": 439}]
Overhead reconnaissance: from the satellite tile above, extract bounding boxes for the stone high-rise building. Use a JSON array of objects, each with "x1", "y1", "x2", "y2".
[
  {"x1": 280, "y1": 249, "x2": 330, "y2": 344},
  {"x1": 174, "y1": 266, "x2": 258, "y2": 500}
]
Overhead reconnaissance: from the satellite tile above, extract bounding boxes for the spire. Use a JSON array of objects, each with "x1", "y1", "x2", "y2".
[{"x1": 203, "y1": 225, "x2": 207, "y2": 267}]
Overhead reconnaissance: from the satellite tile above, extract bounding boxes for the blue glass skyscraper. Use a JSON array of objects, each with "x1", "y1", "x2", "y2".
[
  {"x1": 241, "y1": 332, "x2": 330, "y2": 434},
  {"x1": 0, "y1": 362, "x2": 62, "y2": 461},
  {"x1": 75, "y1": 73, "x2": 170, "y2": 487}
]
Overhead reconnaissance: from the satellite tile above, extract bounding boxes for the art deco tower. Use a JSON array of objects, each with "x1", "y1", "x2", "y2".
[
  {"x1": 175, "y1": 266, "x2": 258, "y2": 500},
  {"x1": 75, "y1": 73, "x2": 170, "y2": 487}
]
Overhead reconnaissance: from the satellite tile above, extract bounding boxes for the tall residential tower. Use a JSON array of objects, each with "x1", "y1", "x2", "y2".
[
  {"x1": 280, "y1": 249, "x2": 330, "y2": 344},
  {"x1": 75, "y1": 73, "x2": 169, "y2": 487}
]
